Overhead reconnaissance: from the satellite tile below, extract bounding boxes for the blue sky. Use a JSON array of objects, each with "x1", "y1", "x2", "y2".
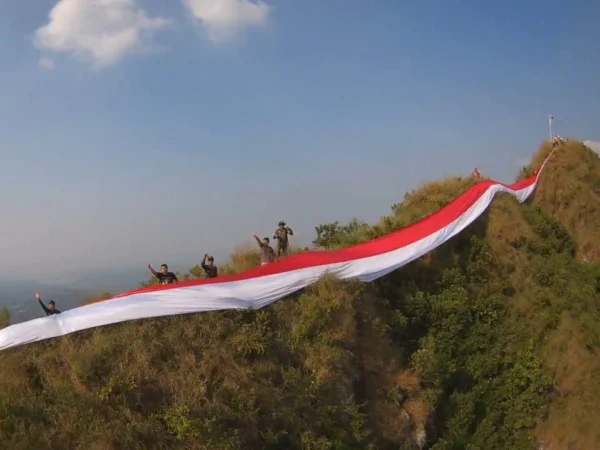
[{"x1": 0, "y1": 0, "x2": 598, "y2": 282}]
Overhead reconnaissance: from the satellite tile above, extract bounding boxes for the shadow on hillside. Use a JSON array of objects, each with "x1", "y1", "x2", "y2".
[
  {"x1": 350, "y1": 209, "x2": 493, "y2": 448},
  {"x1": 378, "y1": 207, "x2": 491, "y2": 309}
]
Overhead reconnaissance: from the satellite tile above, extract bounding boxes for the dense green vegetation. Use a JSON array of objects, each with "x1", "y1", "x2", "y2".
[{"x1": 0, "y1": 140, "x2": 599, "y2": 449}]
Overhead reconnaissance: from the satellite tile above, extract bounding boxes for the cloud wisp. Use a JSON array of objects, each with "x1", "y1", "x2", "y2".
[
  {"x1": 32, "y1": 0, "x2": 173, "y2": 68},
  {"x1": 183, "y1": 0, "x2": 271, "y2": 43},
  {"x1": 38, "y1": 57, "x2": 55, "y2": 70},
  {"x1": 584, "y1": 141, "x2": 600, "y2": 154}
]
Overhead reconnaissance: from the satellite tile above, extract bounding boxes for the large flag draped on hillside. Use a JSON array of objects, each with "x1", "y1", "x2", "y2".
[{"x1": 0, "y1": 151, "x2": 555, "y2": 352}]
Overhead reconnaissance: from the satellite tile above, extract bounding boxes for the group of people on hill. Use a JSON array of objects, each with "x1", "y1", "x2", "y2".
[
  {"x1": 145, "y1": 221, "x2": 295, "y2": 288},
  {"x1": 35, "y1": 221, "x2": 296, "y2": 317}
]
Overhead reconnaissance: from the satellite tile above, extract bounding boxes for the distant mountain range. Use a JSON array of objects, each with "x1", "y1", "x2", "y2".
[
  {"x1": 0, "y1": 260, "x2": 216, "y2": 325},
  {"x1": 0, "y1": 280, "x2": 92, "y2": 323},
  {"x1": 0, "y1": 267, "x2": 150, "y2": 324},
  {"x1": 48, "y1": 267, "x2": 151, "y2": 293}
]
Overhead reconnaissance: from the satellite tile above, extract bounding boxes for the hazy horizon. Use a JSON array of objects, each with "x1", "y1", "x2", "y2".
[{"x1": 1, "y1": 0, "x2": 599, "y2": 280}]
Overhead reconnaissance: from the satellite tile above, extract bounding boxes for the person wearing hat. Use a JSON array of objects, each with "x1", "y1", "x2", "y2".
[
  {"x1": 273, "y1": 221, "x2": 294, "y2": 258},
  {"x1": 201, "y1": 253, "x2": 218, "y2": 278},
  {"x1": 35, "y1": 292, "x2": 61, "y2": 316}
]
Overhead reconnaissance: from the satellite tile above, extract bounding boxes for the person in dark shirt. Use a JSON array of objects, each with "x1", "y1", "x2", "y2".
[
  {"x1": 201, "y1": 254, "x2": 218, "y2": 278},
  {"x1": 35, "y1": 292, "x2": 61, "y2": 316},
  {"x1": 148, "y1": 263, "x2": 179, "y2": 285},
  {"x1": 273, "y1": 221, "x2": 294, "y2": 257},
  {"x1": 253, "y1": 234, "x2": 277, "y2": 265}
]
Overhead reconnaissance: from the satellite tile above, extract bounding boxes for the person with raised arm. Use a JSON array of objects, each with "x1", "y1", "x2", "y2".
[
  {"x1": 253, "y1": 234, "x2": 277, "y2": 265},
  {"x1": 35, "y1": 292, "x2": 61, "y2": 316},
  {"x1": 201, "y1": 254, "x2": 218, "y2": 278},
  {"x1": 148, "y1": 263, "x2": 178, "y2": 285},
  {"x1": 273, "y1": 221, "x2": 294, "y2": 258}
]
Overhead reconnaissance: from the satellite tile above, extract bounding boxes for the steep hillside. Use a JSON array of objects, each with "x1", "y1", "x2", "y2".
[
  {"x1": 523, "y1": 141, "x2": 600, "y2": 449},
  {"x1": 0, "y1": 140, "x2": 599, "y2": 450},
  {"x1": 530, "y1": 140, "x2": 600, "y2": 260}
]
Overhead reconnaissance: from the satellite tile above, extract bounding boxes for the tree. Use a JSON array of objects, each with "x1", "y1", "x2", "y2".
[
  {"x1": 313, "y1": 218, "x2": 370, "y2": 249},
  {"x1": 0, "y1": 307, "x2": 11, "y2": 329}
]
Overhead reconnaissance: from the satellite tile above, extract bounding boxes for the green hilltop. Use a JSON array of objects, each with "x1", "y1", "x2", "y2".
[{"x1": 1, "y1": 140, "x2": 600, "y2": 450}]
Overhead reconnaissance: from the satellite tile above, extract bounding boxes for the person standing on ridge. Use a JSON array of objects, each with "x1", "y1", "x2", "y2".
[
  {"x1": 253, "y1": 234, "x2": 277, "y2": 265},
  {"x1": 35, "y1": 292, "x2": 61, "y2": 316},
  {"x1": 201, "y1": 254, "x2": 218, "y2": 278},
  {"x1": 148, "y1": 263, "x2": 179, "y2": 285},
  {"x1": 273, "y1": 221, "x2": 294, "y2": 257},
  {"x1": 552, "y1": 135, "x2": 564, "y2": 148}
]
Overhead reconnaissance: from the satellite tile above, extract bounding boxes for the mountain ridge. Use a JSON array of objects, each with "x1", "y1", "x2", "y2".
[{"x1": 0, "y1": 139, "x2": 598, "y2": 450}]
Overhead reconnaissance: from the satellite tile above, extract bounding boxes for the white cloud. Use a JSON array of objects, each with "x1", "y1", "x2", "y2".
[
  {"x1": 184, "y1": 0, "x2": 271, "y2": 43},
  {"x1": 32, "y1": 0, "x2": 173, "y2": 68},
  {"x1": 584, "y1": 140, "x2": 600, "y2": 154},
  {"x1": 39, "y1": 57, "x2": 55, "y2": 70}
]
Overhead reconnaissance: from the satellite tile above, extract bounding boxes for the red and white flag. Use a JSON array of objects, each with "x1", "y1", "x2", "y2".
[{"x1": 0, "y1": 150, "x2": 559, "y2": 352}]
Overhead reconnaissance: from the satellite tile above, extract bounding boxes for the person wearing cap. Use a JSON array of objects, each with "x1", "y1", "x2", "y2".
[
  {"x1": 253, "y1": 234, "x2": 277, "y2": 265},
  {"x1": 201, "y1": 254, "x2": 218, "y2": 278},
  {"x1": 35, "y1": 292, "x2": 61, "y2": 316},
  {"x1": 273, "y1": 221, "x2": 294, "y2": 257}
]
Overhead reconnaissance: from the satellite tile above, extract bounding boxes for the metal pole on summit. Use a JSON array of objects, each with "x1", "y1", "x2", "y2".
[{"x1": 548, "y1": 114, "x2": 554, "y2": 140}]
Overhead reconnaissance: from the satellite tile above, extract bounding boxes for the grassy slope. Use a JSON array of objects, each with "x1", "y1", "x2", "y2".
[
  {"x1": 527, "y1": 141, "x2": 600, "y2": 450},
  {"x1": 0, "y1": 141, "x2": 599, "y2": 450}
]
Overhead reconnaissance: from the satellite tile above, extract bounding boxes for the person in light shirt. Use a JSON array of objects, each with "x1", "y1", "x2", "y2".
[{"x1": 253, "y1": 234, "x2": 277, "y2": 265}]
